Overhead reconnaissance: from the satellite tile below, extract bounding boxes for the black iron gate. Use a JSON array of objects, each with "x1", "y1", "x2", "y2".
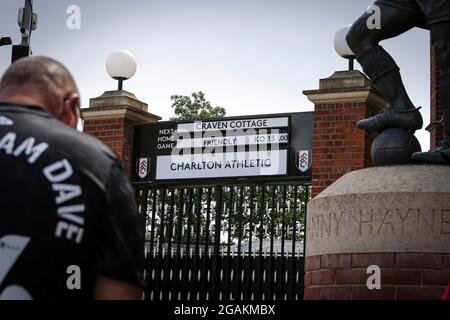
[{"x1": 135, "y1": 182, "x2": 310, "y2": 301}]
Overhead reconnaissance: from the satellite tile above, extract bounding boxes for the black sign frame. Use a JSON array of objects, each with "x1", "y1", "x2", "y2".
[{"x1": 132, "y1": 112, "x2": 313, "y2": 185}]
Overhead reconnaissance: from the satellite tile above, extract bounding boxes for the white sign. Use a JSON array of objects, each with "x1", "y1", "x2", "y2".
[
  {"x1": 176, "y1": 133, "x2": 288, "y2": 149},
  {"x1": 177, "y1": 117, "x2": 289, "y2": 132},
  {"x1": 156, "y1": 150, "x2": 287, "y2": 180}
]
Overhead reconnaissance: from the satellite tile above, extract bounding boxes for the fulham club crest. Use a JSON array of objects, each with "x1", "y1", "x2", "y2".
[
  {"x1": 296, "y1": 150, "x2": 312, "y2": 173},
  {"x1": 137, "y1": 158, "x2": 150, "y2": 179}
]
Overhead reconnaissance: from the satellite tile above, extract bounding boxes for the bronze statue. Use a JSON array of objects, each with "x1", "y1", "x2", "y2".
[{"x1": 347, "y1": 0, "x2": 450, "y2": 164}]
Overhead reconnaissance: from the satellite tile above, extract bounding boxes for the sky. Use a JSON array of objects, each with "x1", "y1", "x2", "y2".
[{"x1": 0, "y1": 0, "x2": 431, "y2": 149}]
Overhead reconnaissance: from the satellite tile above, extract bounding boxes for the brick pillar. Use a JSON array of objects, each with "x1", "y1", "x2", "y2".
[
  {"x1": 82, "y1": 90, "x2": 161, "y2": 176},
  {"x1": 427, "y1": 45, "x2": 443, "y2": 149},
  {"x1": 303, "y1": 70, "x2": 387, "y2": 198}
]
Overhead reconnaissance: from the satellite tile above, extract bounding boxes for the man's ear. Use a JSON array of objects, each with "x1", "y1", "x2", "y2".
[{"x1": 62, "y1": 93, "x2": 80, "y2": 128}]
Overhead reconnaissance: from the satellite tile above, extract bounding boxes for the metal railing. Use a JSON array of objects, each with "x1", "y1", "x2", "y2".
[{"x1": 135, "y1": 183, "x2": 310, "y2": 301}]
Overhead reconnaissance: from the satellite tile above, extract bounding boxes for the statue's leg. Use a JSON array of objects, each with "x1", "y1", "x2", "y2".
[
  {"x1": 412, "y1": 22, "x2": 450, "y2": 164},
  {"x1": 346, "y1": 3, "x2": 423, "y2": 132}
]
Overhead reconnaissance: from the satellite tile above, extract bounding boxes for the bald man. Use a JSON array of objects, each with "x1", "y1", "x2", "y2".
[{"x1": 0, "y1": 56, "x2": 145, "y2": 300}]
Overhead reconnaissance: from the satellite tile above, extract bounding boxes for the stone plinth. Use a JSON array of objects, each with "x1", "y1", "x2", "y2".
[{"x1": 304, "y1": 165, "x2": 450, "y2": 300}]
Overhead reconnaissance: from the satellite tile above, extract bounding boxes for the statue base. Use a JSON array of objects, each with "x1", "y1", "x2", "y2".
[{"x1": 304, "y1": 165, "x2": 450, "y2": 300}]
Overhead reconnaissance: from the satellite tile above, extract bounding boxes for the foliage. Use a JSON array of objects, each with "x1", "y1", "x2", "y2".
[{"x1": 171, "y1": 91, "x2": 226, "y2": 120}]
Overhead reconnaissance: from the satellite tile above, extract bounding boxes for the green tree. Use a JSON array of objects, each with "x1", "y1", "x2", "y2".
[{"x1": 171, "y1": 91, "x2": 226, "y2": 120}]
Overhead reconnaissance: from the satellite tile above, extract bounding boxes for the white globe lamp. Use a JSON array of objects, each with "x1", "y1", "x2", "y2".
[
  {"x1": 106, "y1": 49, "x2": 137, "y2": 90},
  {"x1": 333, "y1": 25, "x2": 356, "y2": 70}
]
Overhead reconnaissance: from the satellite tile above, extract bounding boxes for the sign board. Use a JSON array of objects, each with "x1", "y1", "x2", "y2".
[{"x1": 132, "y1": 112, "x2": 313, "y2": 184}]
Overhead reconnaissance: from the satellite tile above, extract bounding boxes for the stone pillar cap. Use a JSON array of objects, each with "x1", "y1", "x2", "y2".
[
  {"x1": 303, "y1": 70, "x2": 387, "y2": 107},
  {"x1": 89, "y1": 90, "x2": 149, "y2": 112}
]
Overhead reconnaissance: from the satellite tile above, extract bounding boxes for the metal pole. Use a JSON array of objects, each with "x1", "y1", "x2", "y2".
[
  {"x1": 20, "y1": 0, "x2": 34, "y2": 46},
  {"x1": 118, "y1": 79, "x2": 124, "y2": 90},
  {"x1": 349, "y1": 58, "x2": 355, "y2": 71}
]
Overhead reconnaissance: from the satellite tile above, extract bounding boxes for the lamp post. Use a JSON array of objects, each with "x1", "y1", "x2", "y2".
[
  {"x1": 12, "y1": 0, "x2": 37, "y2": 62},
  {"x1": 106, "y1": 50, "x2": 137, "y2": 91},
  {"x1": 334, "y1": 25, "x2": 356, "y2": 71},
  {"x1": 1, "y1": 0, "x2": 37, "y2": 63}
]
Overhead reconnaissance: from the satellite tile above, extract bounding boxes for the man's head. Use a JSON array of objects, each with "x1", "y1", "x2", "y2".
[{"x1": 0, "y1": 56, "x2": 81, "y2": 128}]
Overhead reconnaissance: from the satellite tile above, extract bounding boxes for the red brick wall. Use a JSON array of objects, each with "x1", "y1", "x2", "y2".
[
  {"x1": 83, "y1": 118, "x2": 135, "y2": 176},
  {"x1": 304, "y1": 253, "x2": 450, "y2": 300},
  {"x1": 430, "y1": 46, "x2": 443, "y2": 149},
  {"x1": 311, "y1": 101, "x2": 380, "y2": 197}
]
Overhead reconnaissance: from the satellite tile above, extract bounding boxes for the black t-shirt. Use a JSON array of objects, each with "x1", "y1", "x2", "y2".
[{"x1": 0, "y1": 103, "x2": 145, "y2": 300}]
